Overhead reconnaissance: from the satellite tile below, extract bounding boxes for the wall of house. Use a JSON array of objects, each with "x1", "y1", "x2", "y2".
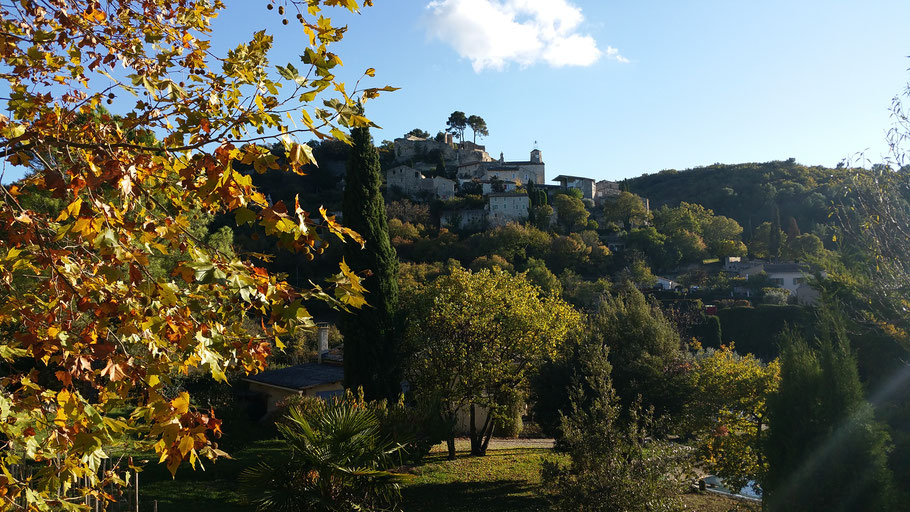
[
  {"x1": 455, "y1": 404, "x2": 491, "y2": 435},
  {"x1": 488, "y1": 195, "x2": 529, "y2": 226},
  {"x1": 247, "y1": 381, "x2": 345, "y2": 414}
]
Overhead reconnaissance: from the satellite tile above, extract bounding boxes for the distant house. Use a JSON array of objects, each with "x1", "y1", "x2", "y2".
[
  {"x1": 552, "y1": 175, "x2": 596, "y2": 199},
  {"x1": 440, "y1": 208, "x2": 487, "y2": 231},
  {"x1": 605, "y1": 234, "x2": 626, "y2": 253},
  {"x1": 386, "y1": 165, "x2": 456, "y2": 200},
  {"x1": 655, "y1": 276, "x2": 679, "y2": 290},
  {"x1": 457, "y1": 149, "x2": 546, "y2": 188},
  {"x1": 595, "y1": 180, "x2": 621, "y2": 201},
  {"x1": 487, "y1": 192, "x2": 529, "y2": 226},
  {"x1": 479, "y1": 179, "x2": 518, "y2": 195},
  {"x1": 243, "y1": 363, "x2": 344, "y2": 414},
  {"x1": 739, "y1": 262, "x2": 810, "y2": 294}
]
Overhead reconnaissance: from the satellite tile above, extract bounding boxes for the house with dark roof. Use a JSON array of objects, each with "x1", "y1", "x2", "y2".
[
  {"x1": 243, "y1": 324, "x2": 345, "y2": 413},
  {"x1": 244, "y1": 363, "x2": 344, "y2": 413}
]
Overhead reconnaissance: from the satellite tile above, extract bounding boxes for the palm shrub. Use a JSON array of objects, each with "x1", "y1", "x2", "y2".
[{"x1": 240, "y1": 399, "x2": 409, "y2": 512}]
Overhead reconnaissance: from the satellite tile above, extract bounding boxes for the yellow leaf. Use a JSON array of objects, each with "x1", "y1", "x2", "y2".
[
  {"x1": 171, "y1": 392, "x2": 190, "y2": 415},
  {"x1": 365, "y1": 67, "x2": 375, "y2": 77},
  {"x1": 178, "y1": 435, "x2": 194, "y2": 457}
]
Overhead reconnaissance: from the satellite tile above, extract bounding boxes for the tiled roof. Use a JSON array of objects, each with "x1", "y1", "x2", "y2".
[{"x1": 245, "y1": 363, "x2": 343, "y2": 391}]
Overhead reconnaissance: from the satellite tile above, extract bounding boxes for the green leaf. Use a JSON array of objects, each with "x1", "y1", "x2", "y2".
[{"x1": 235, "y1": 207, "x2": 257, "y2": 225}]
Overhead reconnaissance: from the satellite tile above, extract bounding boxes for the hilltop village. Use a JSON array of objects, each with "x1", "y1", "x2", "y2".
[
  {"x1": 386, "y1": 133, "x2": 624, "y2": 227},
  {"x1": 378, "y1": 133, "x2": 820, "y2": 306}
]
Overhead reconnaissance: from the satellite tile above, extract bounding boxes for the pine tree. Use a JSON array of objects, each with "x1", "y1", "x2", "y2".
[
  {"x1": 340, "y1": 124, "x2": 401, "y2": 401},
  {"x1": 764, "y1": 314, "x2": 895, "y2": 511}
]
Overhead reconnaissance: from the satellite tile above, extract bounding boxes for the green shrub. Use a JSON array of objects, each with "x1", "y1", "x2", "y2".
[
  {"x1": 540, "y1": 343, "x2": 689, "y2": 511},
  {"x1": 239, "y1": 397, "x2": 410, "y2": 512}
]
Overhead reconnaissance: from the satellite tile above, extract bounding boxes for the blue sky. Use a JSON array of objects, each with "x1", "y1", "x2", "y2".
[
  {"x1": 283, "y1": 0, "x2": 909, "y2": 181},
  {"x1": 4, "y1": 1, "x2": 908, "y2": 184},
  {"x1": 279, "y1": 0, "x2": 908, "y2": 181}
]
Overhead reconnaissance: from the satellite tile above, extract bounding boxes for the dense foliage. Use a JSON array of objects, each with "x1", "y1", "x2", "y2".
[
  {"x1": 340, "y1": 124, "x2": 401, "y2": 401},
  {"x1": 0, "y1": 0, "x2": 393, "y2": 507},
  {"x1": 540, "y1": 343, "x2": 687, "y2": 512},
  {"x1": 239, "y1": 398, "x2": 409, "y2": 512},
  {"x1": 406, "y1": 267, "x2": 581, "y2": 458},
  {"x1": 764, "y1": 319, "x2": 895, "y2": 511}
]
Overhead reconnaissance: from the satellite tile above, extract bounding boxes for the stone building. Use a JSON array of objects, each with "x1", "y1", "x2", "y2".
[
  {"x1": 553, "y1": 175, "x2": 596, "y2": 199},
  {"x1": 487, "y1": 192, "x2": 530, "y2": 226},
  {"x1": 386, "y1": 165, "x2": 455, "y2": 200}
]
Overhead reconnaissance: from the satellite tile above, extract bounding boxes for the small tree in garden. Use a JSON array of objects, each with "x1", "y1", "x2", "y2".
[
  {"x1": 540, "y1": 343, "x2": 687, "y2": 512},
  {"x1": 406, "y1": 267, "x2": 581, "y2": 458}
]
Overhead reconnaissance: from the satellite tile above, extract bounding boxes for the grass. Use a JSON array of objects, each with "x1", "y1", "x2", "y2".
[
  {"x1": 135, "y1": 438, "x2": 757, "y2": 511},
  {"x1": 401, "y1": 444, "x2": 558, "y2": 512},
  {"x1": 136, "y1": 439, "x2": 287, "y2": 512}
]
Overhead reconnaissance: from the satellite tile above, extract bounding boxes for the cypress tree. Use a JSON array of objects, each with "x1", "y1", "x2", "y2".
[
  {"x1": 340, "y1": 123, "x2": 400, "y2": 401},
  {"x1": 764, "y1": 313, "x2": 894, "y2": 511},
  {"x1": 769, "y1": 206, "x2": 782, "y2": 261}
]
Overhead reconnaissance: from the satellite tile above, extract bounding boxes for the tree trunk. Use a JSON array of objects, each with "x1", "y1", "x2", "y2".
[
  {"x1": 446, "y1": 436, "x2": 456, "y2": 460},
  {"x1": 480, "y1": 418, "x2": 495, "y2": 456},
  {"x1": 469, "y1": 404, "x2": 482, "y2": 456},
  {"x1": 472, "y1": 405, "x2": 494, "y2": 456}
]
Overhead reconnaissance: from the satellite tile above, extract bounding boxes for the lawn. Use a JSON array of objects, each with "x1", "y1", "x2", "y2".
[{"x1": 135, "y1": 437, "x2": 758, "y2": 511}]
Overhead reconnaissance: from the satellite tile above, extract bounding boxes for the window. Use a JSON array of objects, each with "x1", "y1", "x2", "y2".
[
  {"x1": 794, "y1": 277, "x2": 806, "y2": 285},
  {"x1": 770, "y1": 278, "x2": 784, "y2": 286}
]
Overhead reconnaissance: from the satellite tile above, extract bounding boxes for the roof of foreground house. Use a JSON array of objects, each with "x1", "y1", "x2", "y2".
[{"x1": 244, "y1": 363, "x2": 344, "y2": 391}]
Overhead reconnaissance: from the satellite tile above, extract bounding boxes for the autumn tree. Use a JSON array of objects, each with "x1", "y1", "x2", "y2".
[
  {"x1": 341, "y1": 123, "x2": 400, "y2": 401},
  {"x1": 0, "y1": 1, "x2": 394, "y2": 507},
  {"x1": 685, "y1": 346, "x2": 779, "y2": 491},
  {"x1": 406, "y1": 268, "x2": 581, "y2": 458},
  {"x1": 466, "y1": 115, "x2": 489, "y2": 144}
]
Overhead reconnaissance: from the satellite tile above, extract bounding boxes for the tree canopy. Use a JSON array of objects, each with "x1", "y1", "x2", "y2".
[
  {"x1": 0, "y1": 0, "x2": 392, "y2": 506},
  {"x1": 406, "y1": 267, "x2": 581, "y2": 458},
  {"x1": 466, "y1": 115, "x2": 489, "y2": 144},
  {"x1": 445, "y1": 111, "x2": 467, "y2": 142}
]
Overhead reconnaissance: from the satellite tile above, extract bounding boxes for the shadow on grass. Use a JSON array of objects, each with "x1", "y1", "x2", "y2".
[
  {"x1": 401, "y1": 480, "x2": 548, "y2": 512},
  {"x1": 136, "y1": 439, "x2": 287, "y2": 512}
]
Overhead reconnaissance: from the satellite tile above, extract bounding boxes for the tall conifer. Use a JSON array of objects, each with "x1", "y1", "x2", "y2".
[
  {"x1": 764, "y1": 312, "x2": 894, "y2": 510},
  {"x1": 340, "y1": 123, "x2": 400, "y2": 400}
]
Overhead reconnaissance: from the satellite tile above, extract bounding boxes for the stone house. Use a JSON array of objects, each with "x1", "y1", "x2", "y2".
[
  {"x1": 553, "y1": 175, "x2": 596, "y2": 199},
  {"x1": 457, "y1": 149, "x2": 546, "y2": 187},
  {"x1": 386, "y1": 165, "x2": 456, "y2": 200},
  {"x1": 487, "y1": 192, "x2": 530, "y2": 226},
  {"x1": 595, "y1": 180, "x2": 621, "y2": 201}
]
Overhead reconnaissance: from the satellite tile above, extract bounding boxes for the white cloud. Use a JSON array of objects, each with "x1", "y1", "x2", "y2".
[{"x1": 423, "y1": 0, "x2": 626, "y2": 72}]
